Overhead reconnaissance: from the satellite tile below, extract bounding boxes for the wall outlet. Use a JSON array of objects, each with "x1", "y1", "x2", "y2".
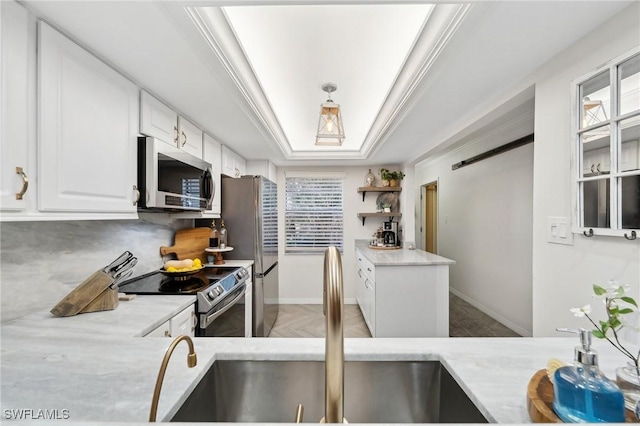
[{"x1": 547, "y1": 217, "x2": 574, "y2": 245}]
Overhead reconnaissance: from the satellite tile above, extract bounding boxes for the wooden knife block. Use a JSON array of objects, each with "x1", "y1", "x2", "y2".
[{"x1": 51, "y1": 270, "x2": 119, "y2": 317}]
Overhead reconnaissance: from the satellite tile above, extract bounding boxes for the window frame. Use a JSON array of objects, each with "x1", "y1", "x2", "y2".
[
  {"x1": 284, "y1": 172, "x2": 345, "y2": 254},
  {"x1": 571, "y1": 46, "x2": 640, "y2": 238}
]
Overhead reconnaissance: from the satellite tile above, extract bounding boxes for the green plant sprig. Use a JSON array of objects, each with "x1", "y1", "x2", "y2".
[{"x1": 573, "y1": 283, "x2": 639, "y2": 370}]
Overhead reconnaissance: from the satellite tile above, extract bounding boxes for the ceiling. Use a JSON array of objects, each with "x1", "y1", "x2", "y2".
[{"x1": 21, "y1": 1, "x2": 636, "y2": 166}]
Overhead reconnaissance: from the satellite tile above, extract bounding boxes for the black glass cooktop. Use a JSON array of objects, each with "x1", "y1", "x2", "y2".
[{"x1": 118, "y1": 267, "x2": 238, "y2": 295}]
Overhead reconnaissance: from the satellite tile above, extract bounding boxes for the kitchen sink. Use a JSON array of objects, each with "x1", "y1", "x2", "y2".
[{"x1": 171, "y1": 360, "x2": 487, "y2": 423}]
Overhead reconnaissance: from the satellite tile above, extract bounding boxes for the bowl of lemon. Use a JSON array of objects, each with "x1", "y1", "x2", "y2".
[{"x1": 159, "y1": 258, "x2": 203, "y2": 280}]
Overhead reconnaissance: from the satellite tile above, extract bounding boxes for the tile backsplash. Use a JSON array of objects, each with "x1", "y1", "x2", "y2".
[{"x1": 0, "y1": 215, "x2": 192, "y2": 323}]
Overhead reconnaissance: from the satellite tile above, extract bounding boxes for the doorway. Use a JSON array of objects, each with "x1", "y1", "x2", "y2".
[{"x1": 421, "y1": 181, "x2": 438, "y2": 253}]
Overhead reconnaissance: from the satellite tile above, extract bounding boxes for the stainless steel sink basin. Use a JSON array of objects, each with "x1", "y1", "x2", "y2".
[{"x1": 171, "y1": 360, "x2": 487, "y2": 423}]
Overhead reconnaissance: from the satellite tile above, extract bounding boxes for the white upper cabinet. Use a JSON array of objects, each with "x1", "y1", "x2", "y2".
[
  {"x1": 203, "y1": 133, "x2": 222, "y2": 215},
  {"x1": 38, "y1": 21, "x2": 139, "y2": 213},
  {"x1": 1, "y1": 1, "x2": 32, "y2": 212},
  {"x1": 178, "y1": 116, "x2": 203, "y2": 158},
  {"x1": 221, "y1": 145, "x2": 246, "y2": 178},
  {"x1": 139, "y1": 90, "x2": 177, "y2": 145},
  {"x1": 246, "y1": 160, "x2": 277, "y2": 182},
  {"x1": 140, "y1": 90, "x2": 203, "y2": 158}
]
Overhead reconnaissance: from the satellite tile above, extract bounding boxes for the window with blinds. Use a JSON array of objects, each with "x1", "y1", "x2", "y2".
[{"x1": 285, "y1": 175, "x2": 344, "y2": 253}]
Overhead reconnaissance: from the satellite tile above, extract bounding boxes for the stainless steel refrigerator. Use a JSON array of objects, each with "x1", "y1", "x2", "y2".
[{"x1": 221, "y1": 175, "x2": 279, "y2": 337}]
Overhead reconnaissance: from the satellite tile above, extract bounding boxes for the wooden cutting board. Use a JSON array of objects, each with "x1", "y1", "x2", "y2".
[{"x1": 160, "y1": 227, "x2": 210, "y2": 261}]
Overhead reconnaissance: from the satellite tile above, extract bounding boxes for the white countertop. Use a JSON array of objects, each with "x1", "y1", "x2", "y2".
[
  {"x1": 356, "y1": 240, "x2": 455, "y2": 266},
  {"x1": 0, "y1": 293, "x2": 632, "y2": 424}
]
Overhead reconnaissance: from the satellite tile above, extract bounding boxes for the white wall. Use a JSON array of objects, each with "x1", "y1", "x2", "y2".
[
  {"x1": 531, "y1": 3, "x2": 640, "y2": 336},
  {"x1": 407, "y1": 2, "x2": 639, "y2": 337},
  {"x1": 413, "y1": 111, "x2": 534, "y2": 336},
  {"x1": 276, "y1": 165, "x2": 404, "y2": 303}
]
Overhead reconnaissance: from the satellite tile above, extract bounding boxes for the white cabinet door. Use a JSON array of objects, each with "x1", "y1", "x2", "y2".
[
  {"x1": 246, "y1": 160, "x2": 277, "y2": 182},
  {"x1": 203, "y1": 133, "x2": 222, "y2": 215},
  {"x1": 222, "y1": 145, "x2": 246, "y2": 177},
  {"x1": 170, "y1": 304, "x2": 197, "y2": 338},
  {"x1": 363, "y1": 275, "x2": 375, "y2": 336},
  {"x1": 355, "y1": 249, "x2": 375, "y2": 336},
  {"x1": 145, "y1": 320, "x2": 170, "y2": 337},
  {"x1": 38, "y1": 21, "x2": 139, "y2": 213},
  {"x1": 178, "y1": 116, "x2": 203, "y2": 158},
  {"x1": 140, "y1": 90, "x2": 177, "y2": 147},
  {"x1": 355, "y1": 266, "x2": 364, "y2": 307},
  {"x1": 1, "y1": 1, "x2": 32, "y2": 212}
]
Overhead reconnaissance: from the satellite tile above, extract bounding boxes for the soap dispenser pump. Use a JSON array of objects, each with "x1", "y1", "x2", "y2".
[{"x1": 553, "y1": 328, "x2": 625, "y2": 423}]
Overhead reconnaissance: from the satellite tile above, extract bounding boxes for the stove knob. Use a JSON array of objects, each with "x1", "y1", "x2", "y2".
[{"x1": 207, "y1": 290, "x2": 216, "y2": 300}]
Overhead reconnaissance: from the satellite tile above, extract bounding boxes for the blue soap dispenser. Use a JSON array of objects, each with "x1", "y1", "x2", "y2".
[{"x1": 553, "y1": 328, "x2": 625, "y2": 423}]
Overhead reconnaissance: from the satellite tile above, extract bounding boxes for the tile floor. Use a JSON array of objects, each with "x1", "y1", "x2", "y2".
[{"x1": 269, "y1": 293, "x2": 521, "y2": 338}]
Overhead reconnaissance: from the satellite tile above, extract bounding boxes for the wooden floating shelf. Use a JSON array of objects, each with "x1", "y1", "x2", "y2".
[
  {"x1": 357, "y1": 212, "x2": 402, "y2": 225},
  {"x1": 357, "y1": 186, "x2": 402, "y2": 201}
]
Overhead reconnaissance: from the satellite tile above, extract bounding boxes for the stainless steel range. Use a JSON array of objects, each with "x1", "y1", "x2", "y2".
[{"x1": 118, "y1": 266, "x2": 250, "y2": 337}]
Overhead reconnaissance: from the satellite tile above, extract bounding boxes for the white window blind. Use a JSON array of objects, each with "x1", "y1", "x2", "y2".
[{"x1": 285, "y1": 175, "x2": 344, "y2": 253}]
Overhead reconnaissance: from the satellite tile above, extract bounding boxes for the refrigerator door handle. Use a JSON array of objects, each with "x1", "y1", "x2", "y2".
[{"x1": 257, "y1": 261, "x2": 278, "y2": 278}]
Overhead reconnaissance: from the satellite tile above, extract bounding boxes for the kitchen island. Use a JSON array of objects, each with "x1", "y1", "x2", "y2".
[
  {"x1": 0, "y1": 294, "x2": 633, "y2": 424},
  {"x1": 355, "y1": 240, "x2": 454, "y2": 337}
]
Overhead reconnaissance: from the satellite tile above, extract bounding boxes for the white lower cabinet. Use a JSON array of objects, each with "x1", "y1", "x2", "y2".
[
  {"x1": 38, "y1": 21, "x2": 139, "y2": 213},
  {"x1": 355, "y1": 248, "x2": 450, "y2": 338},
  {"x1": 355, "y1": 253, "x2": 376, "y2": 336},
  {"x1": 170, "y1": 304, "x2": 197, "y2": 337},
  {"x1": 145, "y1": 320, "x2": 170, "y2": 337},
  {"x1": 145, "y1": 304, "x2": 197, "y2": 338}
]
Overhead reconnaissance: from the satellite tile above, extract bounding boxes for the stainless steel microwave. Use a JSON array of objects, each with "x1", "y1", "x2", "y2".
[{"x1": 137, "y1": 137, "x2": 214, "y2": 211}]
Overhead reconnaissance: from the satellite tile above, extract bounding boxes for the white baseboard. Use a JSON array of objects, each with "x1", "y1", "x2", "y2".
[
  {"x1": 276, "y1": 298, "x2": 357, "y2": 305},
  {"x1": 449, "y1": 288, "x2": 532, "y2": 337}
]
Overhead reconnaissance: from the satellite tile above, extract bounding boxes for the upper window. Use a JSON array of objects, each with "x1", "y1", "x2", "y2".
[
  {"x1": 285, "y1": 173, "x2": 344, "y2": 253},
  {"x1": 574, "y1": 48, "x2": 640, "y2": 236}
]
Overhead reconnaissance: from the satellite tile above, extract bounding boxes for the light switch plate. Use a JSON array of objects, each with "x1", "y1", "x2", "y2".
[{"x1": 547, "y1": 217, "x2": 574, "y2": 245}]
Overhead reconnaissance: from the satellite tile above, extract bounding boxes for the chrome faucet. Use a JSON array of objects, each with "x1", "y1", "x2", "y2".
[
  {"x1": 323, "y1": 246, "x2": 344, "y2": 423},
  {"x1": 149, "y1": 335, "x2": 197, "y2": 422}
]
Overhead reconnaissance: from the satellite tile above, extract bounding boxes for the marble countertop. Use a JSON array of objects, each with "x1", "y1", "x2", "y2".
[
  {"x1": 1, "y1": 299, "x2": 632, "y2": 424},
  {"x1": 355, "y1": 240, "x2": 455, "y2": 266}
]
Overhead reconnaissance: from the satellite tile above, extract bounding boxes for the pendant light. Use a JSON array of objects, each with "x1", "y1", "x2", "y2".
[{"x1": 315, "y1": 83, "x2": 345, "y2": 146}]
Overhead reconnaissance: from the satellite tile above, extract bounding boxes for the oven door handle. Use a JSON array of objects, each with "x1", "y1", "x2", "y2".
[{"x1": 201, "y1": 285, "x2": 246, "y2": 328}]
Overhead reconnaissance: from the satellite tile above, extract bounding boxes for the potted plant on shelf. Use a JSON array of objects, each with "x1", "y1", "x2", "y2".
[
  {"x1": 379, "y1": 168, "x2": 405, "y2": 187},
  {"x1": 382, "y1": 203, "x2": 392, "y2": 213}
]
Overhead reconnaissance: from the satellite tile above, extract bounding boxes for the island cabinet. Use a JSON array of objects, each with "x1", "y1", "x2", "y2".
[{"x1": 355, "y1": 246, "x2": 452, "y2": 337}]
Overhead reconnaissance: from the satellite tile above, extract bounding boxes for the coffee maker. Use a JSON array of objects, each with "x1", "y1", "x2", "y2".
[{"x1": 382, "y1": 220, "x2": 398, "y2": 247}]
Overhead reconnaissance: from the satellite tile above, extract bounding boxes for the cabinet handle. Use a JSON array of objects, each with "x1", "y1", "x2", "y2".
[
  {"x1": 364, "y1": 279, "x2": 370, "y2": 289},
  {"x1": 234, "y1": 167, "x2": 240, "y2": 178},
  {"x1": 358, "y1": 269, "x2": 362, "y2": 278},
  {"x1": 367, "y1": 267, "x2": 372, "y2": 272},
  {"x1": 181, "y1": 131, "x2": 187, "y2": 147},
  {"x1": 15, "y1": 167, "x2": 29, "y2": 200},
  {"x1": 133, "y1": 185, "x2": 140, "y2": 206},
  {"x1": 173, "y1": 125, "x2": 179, "y2": 143},
  {"x1": 164, "y1": 330, "x2": 171, "y2": 337},
  {"x1": 191, "y1": 311, "x2": 198, "y2": 332}
]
